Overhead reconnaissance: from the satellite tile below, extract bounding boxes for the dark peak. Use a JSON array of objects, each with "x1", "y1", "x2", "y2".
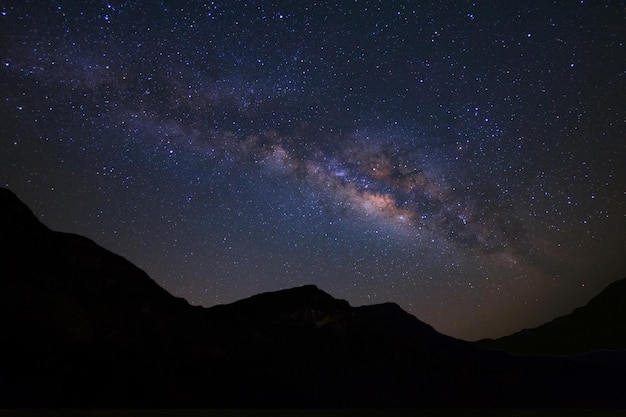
[
  {"x1": 266, "y1": 284, "x2": 336, "y2": 301},
  {"x1": 0, "y1": 187, "x2": 48, "y2": 234},
  {"x1": 358, "y1": 301, "x2": 406, "y2": 316},
  {"x1": 587, "y1": 277, "x2": 626, "y2": 306},
  {"x1": 238, "y1": 284, "x2": 336, "y2": 302},
  {"x1": 477, "y1": 276, "x2": 626, "y2": 355},
  {"x1": 209, "y1": 284, "x2": 353, "y2": 328},
  {"x1": 222, "y1": 284, "x2": 347, "y2": 312},
  {"x1": 291, "y1": 284, "x2": 323, "y2": 292},
  {"x1": 209, "y1": 285, "x2": 447, "y2": 342}
]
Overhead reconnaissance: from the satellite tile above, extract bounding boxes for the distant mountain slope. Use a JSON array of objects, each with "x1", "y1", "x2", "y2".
[
  {"x1": 477, "y1": 278, "x2": 626, "y2": 355},
  {"x1": 1, "y1": 187, "x2": 625, "y2": 408},
  {"x1": 0, "y1": 188, "x2": 207, "y2": 406},
  {"x1": 0, "y1": 187, "x2": 200, "y2": 344}
]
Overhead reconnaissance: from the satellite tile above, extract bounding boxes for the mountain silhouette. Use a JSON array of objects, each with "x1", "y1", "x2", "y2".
[
  {"x1": 477, "y1": 278, "x2": 626, "y2": 355},
  {"x1": 1, "y1": 187, "x2": 625, "y2": 408}
]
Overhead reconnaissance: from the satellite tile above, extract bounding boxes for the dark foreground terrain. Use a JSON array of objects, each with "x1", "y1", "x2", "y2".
[{"x1": 1, "y1": 187, "x2": 625, "y2": 408}]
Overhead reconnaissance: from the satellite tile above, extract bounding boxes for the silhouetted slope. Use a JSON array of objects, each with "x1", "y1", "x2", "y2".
[
  {"x1": 0, "y1": 187, "x2": 49, "y2": 234},
  {"x1": 478, "y1": 278, "x2": 626, "y2": 355},
  {"x1": 0, "y1": 188, "x2": 205, "y2": 406},
  {"x1": 1, "y1": 187, "x2": 626, "y2": 408}
]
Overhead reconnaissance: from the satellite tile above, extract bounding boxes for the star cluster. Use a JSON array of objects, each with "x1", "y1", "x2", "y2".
[{"x1": 1, "y1": 1, "x2": 625, "y2": 339}]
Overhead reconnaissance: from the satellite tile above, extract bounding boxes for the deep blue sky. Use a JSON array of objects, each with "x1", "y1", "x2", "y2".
[{"x1": 1, "y1": 0, "x2": 625, "y2": 340}]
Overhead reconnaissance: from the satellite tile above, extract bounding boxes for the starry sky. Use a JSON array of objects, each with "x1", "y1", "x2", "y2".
[{"x1": 1, "y1": 0, "x2": 625, "y2": 340}]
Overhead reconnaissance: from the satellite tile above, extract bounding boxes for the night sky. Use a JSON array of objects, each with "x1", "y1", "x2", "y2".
[{"x1": 1, "y1": 1, "x2": 625, "y2": 340}]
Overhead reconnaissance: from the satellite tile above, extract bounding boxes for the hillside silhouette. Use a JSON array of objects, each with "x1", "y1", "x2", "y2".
[
  {"x1": 1, "y1": 187, "x2": 625, "y2": 408},
  {"x1": 478, "y1": 277, "x2": 626, "y2": 355}
]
